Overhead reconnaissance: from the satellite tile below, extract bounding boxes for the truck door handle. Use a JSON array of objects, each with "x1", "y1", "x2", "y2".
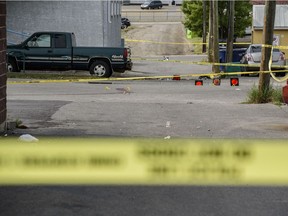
[{"x1": 47, "y1": 50, "x2": 52, "y2": 53}]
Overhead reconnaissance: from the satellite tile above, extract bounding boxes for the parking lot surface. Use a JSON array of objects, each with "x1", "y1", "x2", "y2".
[
  {"x1": 4, "y1": 54, "x2": 288, "y2": 216},
  {"x1": 7, "y1": 76, "x2": 288, "y2": 138}
]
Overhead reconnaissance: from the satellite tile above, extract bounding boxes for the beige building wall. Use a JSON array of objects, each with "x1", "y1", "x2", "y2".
[
  {"x1": 252, "y1": 4, "x2": 288, "y2": 59},
  {"x1": 252, "y1": 29, "x2": 288, "y2": 59}
]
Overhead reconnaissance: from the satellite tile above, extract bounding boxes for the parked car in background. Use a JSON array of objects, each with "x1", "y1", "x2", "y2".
[
  {"x1": 141, "y1": 0, "x2": 163, "y2": 9},
  {"x1": 121, "y1": 17, "x2": 131, "y2": 29},
  {"x1": 240, "y1": 44, "x2": 286, "y2": 76}
]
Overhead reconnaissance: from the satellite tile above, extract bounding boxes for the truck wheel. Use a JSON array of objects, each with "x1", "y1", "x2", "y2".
[
  {"x1": 7, "y1": 59, "x2": 20, "y2": 72},
  {"x1": 89, "y1": 60, "x2": 112, "y2": 78}
]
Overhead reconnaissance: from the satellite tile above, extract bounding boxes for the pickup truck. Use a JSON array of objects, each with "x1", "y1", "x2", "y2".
[{"x1": 6, "y1": 32, "x2": 133, "y2": 77}]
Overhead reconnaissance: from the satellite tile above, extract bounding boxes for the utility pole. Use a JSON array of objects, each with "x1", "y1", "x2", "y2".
[
  {"x1": 202, "y1": 0, "x2": 207, "y2": 53},
  {"x1": 258, "y1": 0, "x2": 276, "y2": 95},
  {"x1": 226, "y1": 0, "x2": 235, "y2": 65},
  {"x1": 208, "y1": 0, "x2": 213, "y2": 62},
  {"x1": 212, "y1": 0, "x2": 220, "y2": 73}
]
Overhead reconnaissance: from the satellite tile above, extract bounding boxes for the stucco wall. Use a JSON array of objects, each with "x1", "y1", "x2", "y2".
[
  {"x1": 6, "y1": 0, "x2": 122, "y2": 47},
  {"x1": 0, "y1": 1, "x2": 7, "y2": 133}
]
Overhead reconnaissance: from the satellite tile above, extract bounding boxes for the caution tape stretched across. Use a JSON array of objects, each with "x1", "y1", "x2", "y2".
[
  {"x1": 7, "y1": 68, "x2": 288, "y2": 84},
  {"x1": 125, "y1": 38, "x2": 288, "y2": 50},
  {"x1": 132, "y1": 57, "x2": 288, "y2": 69},
  {"x1": 6, "y1": 39, "x2": 288, "y2": 84},
  {"x1": 125, "y1": 39, "x2": 252, "y2": 46},
  {"x1": 7, "y1": 54, "x2": 288, "y2": 84},
  {"x1": 1, "y1": 138, "x2": 288, "y2": 185}
]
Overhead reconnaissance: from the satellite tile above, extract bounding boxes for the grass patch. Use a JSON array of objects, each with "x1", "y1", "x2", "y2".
[
  {"x1": 121, "y1": 26, "x2": 136, "y2": 33},
  {"x1": 15, "y1": 118, "x2": 23, "y2": 127},
  {"x1": 7, "y1": 72, "x2": 98, "y2": 80},
  {"x1": 246, "y1": 85, "x2": 284, "y2": 105},
  {"x1": 15, "y1": 118, "x2": 28, "y2": 129},
  {"x1": 186, "y1": 30, "x2": 205, "y2": 54},
  {"x1": 187, "y1": 37, "x2": 203, "y2": 54}
]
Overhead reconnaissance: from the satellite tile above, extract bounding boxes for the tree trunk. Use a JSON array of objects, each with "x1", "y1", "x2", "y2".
[
  {"x1": 202, "y1": 0, "x2": 207, "y2": 53},
  {"x1": 208, "y1": 0, "x2": 213, "y2": 62},
  {"x1": 226, "y1": 0, "x2": 235, "y2": 66},
  {"x1": 212, "y1": 0, "x2": 220, "y2": 73}
]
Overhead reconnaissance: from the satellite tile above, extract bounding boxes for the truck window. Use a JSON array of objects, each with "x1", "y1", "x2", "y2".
[
  {"x1": 27, "y1": 34, "x2": 51, "y2": 48},
  {"x1": 54, "y1": 34, "x2": 67, "y2": 48}
]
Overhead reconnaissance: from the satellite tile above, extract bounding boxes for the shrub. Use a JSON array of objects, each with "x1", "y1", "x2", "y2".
[{"x1": 246, "y1": 85, "x2": 283, "y2": 105}]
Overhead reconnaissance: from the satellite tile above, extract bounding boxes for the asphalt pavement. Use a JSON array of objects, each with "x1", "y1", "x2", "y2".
[
  {"x1": 3, "y1": 56, "x2": 288, "y2": 216},
  {"x1": 6, "y1": 75, "x2": 288, "y2": 138}
]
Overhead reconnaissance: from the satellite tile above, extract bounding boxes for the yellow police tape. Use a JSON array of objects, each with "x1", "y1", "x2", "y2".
[
  {"x1": 7, "y1": 69, "x2": 288, "y2": 84},
  {"x1": 1, "y1": 138, "x2": 288, "y2": 185},
  {"x1": 125, "y1": 39, "x2": 288, "y2": 50},
  {"x1": 125, "y1": 39, "x2": 251, "y2": 46},
  {"x1": 132, "y1": 57, "x2": 288, "y2": 69},
  {"x1": 6, "y1": 58, "x2": 288, "y2": 84}
]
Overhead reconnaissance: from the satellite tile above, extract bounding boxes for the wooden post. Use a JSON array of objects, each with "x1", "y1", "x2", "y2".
[{"x1": 258, "y1": 0, "x2": 276, "y2": 95}]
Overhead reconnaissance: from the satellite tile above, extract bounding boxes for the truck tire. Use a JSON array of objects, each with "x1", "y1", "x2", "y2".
[
  {"x1": 7, "y1": 59, "x2": 20, "y2": 72},
  {"x1": 89, "y1": 60, "x2": 112, "y2": 78}
]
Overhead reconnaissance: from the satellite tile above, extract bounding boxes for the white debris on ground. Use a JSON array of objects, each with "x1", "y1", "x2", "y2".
[{"x1": 18, "y1": 134, "x2": 39, "y2": 142}]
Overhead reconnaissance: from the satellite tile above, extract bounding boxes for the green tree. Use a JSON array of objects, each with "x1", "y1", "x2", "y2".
[{"x1": 182, "y1": 0, "x2": 252, "y2": 39}]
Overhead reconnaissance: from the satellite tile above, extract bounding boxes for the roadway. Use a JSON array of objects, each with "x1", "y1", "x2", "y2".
[
  {"x1": 122, "y1": 5, "x2": 182, "y2": 11},
  {"x1": 122, "y1": 5, "x2": 183, "y2": 22}
]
